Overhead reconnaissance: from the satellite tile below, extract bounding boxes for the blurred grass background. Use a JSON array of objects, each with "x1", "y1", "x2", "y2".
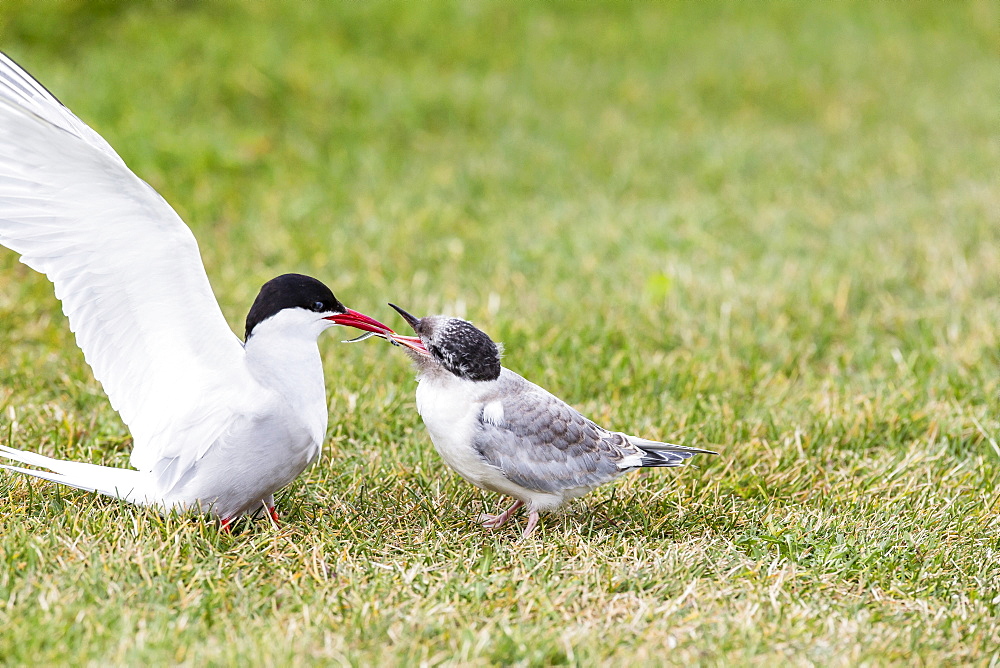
[{"x1": 1, "y1": 1, "x2": 999, "y2": 664}]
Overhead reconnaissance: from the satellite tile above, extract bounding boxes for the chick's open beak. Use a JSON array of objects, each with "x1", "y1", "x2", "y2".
[
  {"x1": 387, "y1": 303, "x2": 430, "y2": 356},
  {"x1": 388, "y1": 303, "x2": 420, "y2": 329}
]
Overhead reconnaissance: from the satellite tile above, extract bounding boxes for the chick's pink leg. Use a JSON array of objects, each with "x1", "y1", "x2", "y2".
[{"x1": 521, "y1": 509, "x2": 540, "y2": 538}]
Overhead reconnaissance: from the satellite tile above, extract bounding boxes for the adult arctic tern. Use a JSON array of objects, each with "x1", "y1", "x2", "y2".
[
  {"x1": 380, "y1": 305, "x2": 717, "y2": 538},
  {"x1": 0, "y1": 53, "x2": 395, "y2": 528}
]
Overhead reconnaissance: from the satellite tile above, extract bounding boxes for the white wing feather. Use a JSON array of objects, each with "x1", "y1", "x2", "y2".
[
  {"x1": 0, "y1": 52, "x2": 122, "y2": 163},
  {"x1": 0, "y1": 53, "x2": 246, "y2": 474}
]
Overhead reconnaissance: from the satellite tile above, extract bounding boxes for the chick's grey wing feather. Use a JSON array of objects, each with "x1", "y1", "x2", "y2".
[{"x1": 471, "y1": 384, "x2": 629, "y2": 494}]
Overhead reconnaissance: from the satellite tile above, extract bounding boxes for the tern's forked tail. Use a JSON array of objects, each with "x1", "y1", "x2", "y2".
[{"x1": 0, "y1": 444, "x2": 158, "y2": 507}]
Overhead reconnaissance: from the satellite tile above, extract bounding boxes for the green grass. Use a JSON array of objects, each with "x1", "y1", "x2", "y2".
[{"x1": 2, "y1": 1, "x2": 999, "y2": 664}]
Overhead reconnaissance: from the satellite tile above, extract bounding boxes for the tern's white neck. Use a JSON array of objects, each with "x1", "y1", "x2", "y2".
[{"x1": 243, "y1": 309, "x2": 332, "y2": 436}]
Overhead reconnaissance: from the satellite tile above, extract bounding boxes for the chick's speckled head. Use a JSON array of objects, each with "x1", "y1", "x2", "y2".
[{"x1": 388, "y1": 304, "x2": 502, "y2": 382}]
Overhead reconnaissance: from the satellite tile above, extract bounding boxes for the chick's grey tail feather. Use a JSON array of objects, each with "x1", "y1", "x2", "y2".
[
  {"x1": 637, "y1": 448, "x2": 693, "y2": 467},
  {"x1": 629, "y1": 437, "x2": 717, "y2": 468}
]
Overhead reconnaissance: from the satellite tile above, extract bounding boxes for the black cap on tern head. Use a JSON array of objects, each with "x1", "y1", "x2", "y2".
[
  {"x1": 389, "y1": 304, "x2": 501, "y2": 382},
  {"x1": 245, "y1": 273, "x2": 346, "y2": 340}
]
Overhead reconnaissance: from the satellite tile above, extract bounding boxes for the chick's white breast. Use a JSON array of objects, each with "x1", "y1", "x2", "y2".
[{"x1": 415, "y1": 376, "x2": 499, "y2": 488}]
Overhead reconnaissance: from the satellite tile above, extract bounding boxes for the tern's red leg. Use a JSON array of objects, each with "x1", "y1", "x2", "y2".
[
  {"x1": 521, "y1": 509, "x2": 540, "y2": 538},
  {"x1": 479, "y1": 499, "x2": 524, "y2": 529},
  {"x1": 268, "y1": 505, "x2": 280, "y2": 525},
  {"x1": 220, "y1": 517, "x2": 235, "y2": 533}
]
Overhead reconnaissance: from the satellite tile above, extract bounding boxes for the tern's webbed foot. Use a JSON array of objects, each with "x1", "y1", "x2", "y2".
[
  {"x1": 478, "y1": 513, "x2": 506, "y2": 529},
  {"x1": 478, "y1": 499, "x2": 524, "y2": 529}
]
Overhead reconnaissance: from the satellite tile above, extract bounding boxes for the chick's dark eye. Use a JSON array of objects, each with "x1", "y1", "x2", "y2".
[{"x1": 312, "y1": 301, "x2": 326, "y2": 312}]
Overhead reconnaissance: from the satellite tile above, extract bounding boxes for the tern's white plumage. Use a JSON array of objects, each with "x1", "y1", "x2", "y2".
[
  {"x1": 0, "y1": 52, "x2": 393, "y2": 527},
  {"x1": 383, "y1": 305, "x2": 717, "y2": 538}
]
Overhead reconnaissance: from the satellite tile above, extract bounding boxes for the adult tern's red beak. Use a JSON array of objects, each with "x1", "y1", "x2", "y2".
[{"x1": 325, "y1": 308, "x2": 394, "y2": 335}]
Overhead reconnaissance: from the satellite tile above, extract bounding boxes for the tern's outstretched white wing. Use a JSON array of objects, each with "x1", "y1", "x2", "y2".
[{"x1": 0, "y1": 53, "x2": 246, "y2": 471}]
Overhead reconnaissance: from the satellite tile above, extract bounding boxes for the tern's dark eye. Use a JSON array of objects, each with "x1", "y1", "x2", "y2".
[{"x1": 311, "y1": 300, "x2": 326, "y2": 312}]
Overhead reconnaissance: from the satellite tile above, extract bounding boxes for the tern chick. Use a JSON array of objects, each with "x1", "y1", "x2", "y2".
[
  {"x1": 0, "y1": 52, "x2": 396, "y2": 529},
  {"x1": 384, "y1": 304, "x2": 716, "y2": 538}
]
